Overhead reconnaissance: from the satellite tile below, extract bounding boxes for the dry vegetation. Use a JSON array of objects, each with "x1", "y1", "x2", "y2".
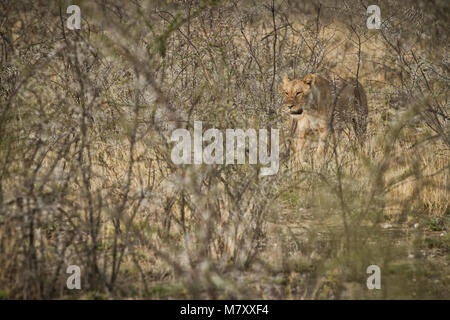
[{"x1": 0, "y1": 0, "x2": 449, "y2": 299}]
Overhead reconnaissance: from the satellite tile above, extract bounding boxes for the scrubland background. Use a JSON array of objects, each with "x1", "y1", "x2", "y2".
[{"x1": 0, "y1": 0, "x2": 448, "y2": 299}]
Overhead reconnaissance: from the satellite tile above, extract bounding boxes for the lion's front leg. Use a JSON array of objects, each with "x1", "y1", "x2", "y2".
[
  {"x1": 292, "y1": 134, "x2": 310, "y2": 166},
  {"x1": 290, "y1": 116, "x2": 312, "y2": 168},
  {"x1": 316, "y1": 127, "x2": 329, "y2": 158}
]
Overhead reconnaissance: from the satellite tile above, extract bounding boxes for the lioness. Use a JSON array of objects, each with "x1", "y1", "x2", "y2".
[{"x1": 280, "y1": 73, "x2": 368, "y2": 164}]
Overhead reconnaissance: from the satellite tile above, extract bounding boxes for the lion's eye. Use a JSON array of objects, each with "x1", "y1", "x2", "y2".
[
  {"x1": 296, "y1": 91, "x2": 302, "y2": 96},
  {"x1": 285, "y1": 92, "x2": 288, "y2": 95}
]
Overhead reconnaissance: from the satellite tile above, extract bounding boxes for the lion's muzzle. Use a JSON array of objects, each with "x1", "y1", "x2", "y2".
[{"x1": 289, "y1": 106, "x2": 303, "y2": 115}]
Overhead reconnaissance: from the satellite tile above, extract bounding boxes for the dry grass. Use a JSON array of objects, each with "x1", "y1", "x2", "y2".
[{"x1": 0, "y1": 0, "x2": 448, "y2": 299}]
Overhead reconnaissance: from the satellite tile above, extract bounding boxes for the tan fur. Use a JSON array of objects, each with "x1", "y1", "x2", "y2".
[{"x1": 279, "y1": 74, "x2": 368, "y2": 164}]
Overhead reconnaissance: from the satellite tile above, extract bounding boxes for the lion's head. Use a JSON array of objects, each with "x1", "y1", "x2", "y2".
[{"x1": 279, "y1": 74, "x2": 318, "y2": 115}]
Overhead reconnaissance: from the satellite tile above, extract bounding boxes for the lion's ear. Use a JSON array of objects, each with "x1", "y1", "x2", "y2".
[
  {"x1": 303, "y1": 74, "x2": 316, "y2": 87},
  {"x1": 279, "y1": 76, "x2": 289, "y2": 93}
]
